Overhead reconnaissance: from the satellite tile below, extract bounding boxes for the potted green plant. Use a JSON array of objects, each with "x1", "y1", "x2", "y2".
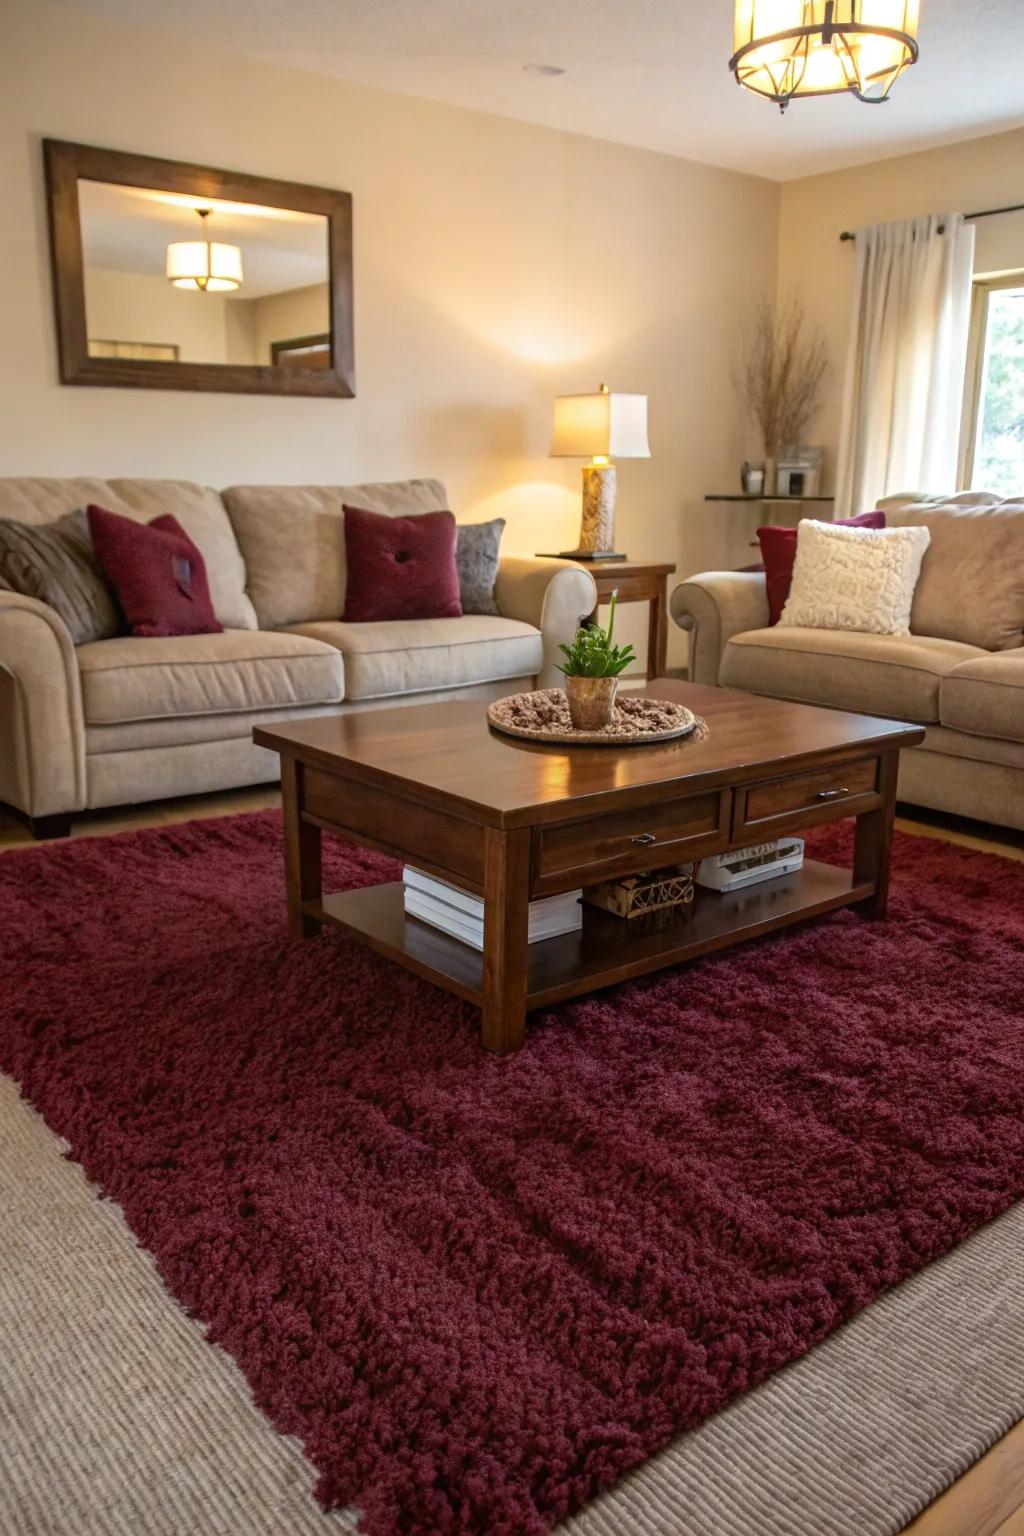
[{"x1": 557, "y1": 590, "x2": 636, "y2": 730}]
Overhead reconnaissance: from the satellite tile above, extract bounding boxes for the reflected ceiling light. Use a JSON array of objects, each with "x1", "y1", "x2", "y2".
[
  {"x1": 730, "y1": 1, "x2": 920, "y2": 111},
  {"x1": 166, "y1": 208, "x2": 244, "y2": 293}
]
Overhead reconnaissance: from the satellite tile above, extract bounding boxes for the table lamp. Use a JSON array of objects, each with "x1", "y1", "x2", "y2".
[{"x1": 548, "y1": 383, "x2": 650, "y2": 560}]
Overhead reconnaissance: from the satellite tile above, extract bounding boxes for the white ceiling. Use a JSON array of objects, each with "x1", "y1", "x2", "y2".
[{"x1": 62, "y1": 0, "x2": 1024, "y2": 180}]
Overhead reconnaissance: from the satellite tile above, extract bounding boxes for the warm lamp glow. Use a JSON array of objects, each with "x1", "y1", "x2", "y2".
[
  {"x1": 166, "y1": 208, "x2": 243, "y2": 293},
  {"x1": 731, "y1": 0, "x2": 920, "y2": 109}
]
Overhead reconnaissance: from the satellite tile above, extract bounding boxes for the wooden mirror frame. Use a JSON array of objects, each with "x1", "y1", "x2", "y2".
[{"x1": 44, "y1": 139, "x2": 354, "y2": 398}]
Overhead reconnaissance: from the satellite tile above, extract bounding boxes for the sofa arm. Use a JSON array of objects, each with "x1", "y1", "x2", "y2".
[
  {"x1": 670, "y1": 572, "x2": 770, "y2": 686},
  {"x1": 495, "y1": 558, "x2": 598, "y2": 689},
  {"x1": 0, "y1": 592, "x2": 86, "y2": 818}
]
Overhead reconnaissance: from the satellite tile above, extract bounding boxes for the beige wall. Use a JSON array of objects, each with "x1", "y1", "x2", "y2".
[
  {"x1": 777, "y1": 126, "x2": 1024, "y2": 491},
  {"x1": 224, "y1": 299, "x2": 259, "y2": 367},
  {"x1": 84, "y1": 269, "x2": 233, "y2": 364},
  {"x1": 1, "y1": 1, "x2": 780, "y2": 665},
  {"x1": 250, "y1": 284, "x2": 330, "y2": 365}
]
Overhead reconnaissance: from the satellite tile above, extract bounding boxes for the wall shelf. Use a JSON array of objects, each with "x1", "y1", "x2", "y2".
[{"x1": 704, "y1": 494, "x2": 835, "y2": 504}]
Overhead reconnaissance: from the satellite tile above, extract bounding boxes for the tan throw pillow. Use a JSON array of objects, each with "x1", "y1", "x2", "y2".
[
  {"x1": 0, "y1": 509, "x2": 122, "y2": 644},
  {"x1": 779, "y1": 520, "x2": 931, "y2": 637}
]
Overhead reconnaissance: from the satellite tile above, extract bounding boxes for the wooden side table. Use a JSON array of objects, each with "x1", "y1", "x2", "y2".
[{"x1": 537, "y1": 558, "x2": 677, "y2": 680}]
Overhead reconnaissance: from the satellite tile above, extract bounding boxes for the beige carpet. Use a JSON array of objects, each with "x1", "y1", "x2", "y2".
[{"x1": 1, "y1": 1070, "x2": 1022, "y2": 1536}]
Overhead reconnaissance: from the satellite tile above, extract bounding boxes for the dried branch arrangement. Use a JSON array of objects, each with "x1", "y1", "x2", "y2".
[{"x1": 736, "y1": 301, "x2": 828, "y2": 455}]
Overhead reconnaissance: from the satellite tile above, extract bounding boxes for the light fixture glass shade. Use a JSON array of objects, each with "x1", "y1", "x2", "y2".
[
  {"x1": 551, "y1": 390, "x2": 650, "y2": 460},
  {"x1": 166, "y1": 238, "x2": 244, "y2": 292},
  {"x1": 731, "y1": 0, "x2": 919, "y2": 107}
]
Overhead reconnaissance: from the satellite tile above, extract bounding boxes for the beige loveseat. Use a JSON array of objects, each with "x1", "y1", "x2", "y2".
[
  {"x1": 0, "y1": 477, "x2": 596, "y2": 837},
  {"x1": 671, "y1": 493, "x2": 1024, "y2": 832}
]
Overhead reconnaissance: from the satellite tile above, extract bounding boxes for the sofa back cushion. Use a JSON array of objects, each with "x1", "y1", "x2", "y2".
[
  {"x1": 880, "y1": 493, "x2": 1024, "y2": 650},
  {"x1": 0, "y1": 478, "x2": 256, "y2": 631},
  {"x1": 222, "y1": 479, "x2": 449, "y2": 629}
]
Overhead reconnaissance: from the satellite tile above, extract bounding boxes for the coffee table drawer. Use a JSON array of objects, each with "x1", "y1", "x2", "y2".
[
  {"x1": 303, "y1": 768, "x2": 484, "y2": 888},
  {"x1": 736, "y1": 757, "x2": 880, "y2": 836},
  {"x1": 535, "y1": 791, "x2": 729, "y2": 894}
]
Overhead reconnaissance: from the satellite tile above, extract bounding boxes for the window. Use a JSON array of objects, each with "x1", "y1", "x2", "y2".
[
  {"x1": 88, "y1": 339, "x2": 180, "y2": 361},
  {"x1": 961, "y1": 275, "x2": 1024, "y2": 495}
]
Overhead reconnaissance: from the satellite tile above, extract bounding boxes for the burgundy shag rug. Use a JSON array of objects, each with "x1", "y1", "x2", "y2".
[{"x1": 2, "y1": 811, "x2": 1023, "y2": 1536}]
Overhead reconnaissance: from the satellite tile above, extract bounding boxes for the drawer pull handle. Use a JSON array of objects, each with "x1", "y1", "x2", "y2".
[
  {"x1": 631, "y1": 832, "x2": 658, "y2": 846},
  {"x1": 816, "y1": 787, "x2": 849, "y2": 801}
]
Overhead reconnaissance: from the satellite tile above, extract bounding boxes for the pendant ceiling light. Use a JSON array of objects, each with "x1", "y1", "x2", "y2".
[
  {"x1": 731, "y1": 1, "x2": 920, "y2": 111},
  {"x1": 166, "y1": 207, "x2": 244, "y2": 293}
]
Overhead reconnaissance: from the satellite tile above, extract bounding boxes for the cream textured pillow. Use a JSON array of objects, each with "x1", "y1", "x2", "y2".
[{"x1": 779, "y1": 520, "x2": 931, "y2": 637}]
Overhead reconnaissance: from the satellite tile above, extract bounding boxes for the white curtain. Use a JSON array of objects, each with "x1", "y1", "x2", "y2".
[{"x1": 834, "y1": 212, "x2": 976, "y2": 518}]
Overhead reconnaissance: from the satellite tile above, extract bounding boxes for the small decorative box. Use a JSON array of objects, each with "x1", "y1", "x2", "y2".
[{"x1": 584, "y1": 864, "x2": 697, "y2": 920}]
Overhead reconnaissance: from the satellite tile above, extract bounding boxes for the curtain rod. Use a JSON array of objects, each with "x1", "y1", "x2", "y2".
[{"x1": 838, "y1": 201, "x2": 1024, "y2": 242}]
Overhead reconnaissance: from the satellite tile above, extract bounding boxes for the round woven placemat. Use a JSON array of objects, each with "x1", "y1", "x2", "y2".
[{"x1": 487, "y1": 689, "x2": 708, "y2": 747}]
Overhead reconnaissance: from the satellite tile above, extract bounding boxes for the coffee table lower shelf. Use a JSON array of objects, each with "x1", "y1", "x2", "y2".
[{"x1": 308, "y1": 859, "x2": 873, "y2": 1014}]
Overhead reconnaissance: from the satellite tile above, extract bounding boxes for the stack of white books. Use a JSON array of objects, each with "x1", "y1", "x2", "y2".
[{"x1": 403, "y1": 866, "x2": 582, "y2": 951}]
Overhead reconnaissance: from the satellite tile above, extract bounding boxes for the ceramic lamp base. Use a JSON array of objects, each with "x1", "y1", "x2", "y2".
[{"x1": 579, "y1": 463, "x2": 617, "y2": 554}]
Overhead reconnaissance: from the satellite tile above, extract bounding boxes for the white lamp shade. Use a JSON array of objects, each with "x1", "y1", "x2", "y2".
[
  {"x1": 551, "y1": 391, "x2": 650, "y2": 460},
  {"x1": 166, "y1": 239, "x2": 244, "y2": 293}
]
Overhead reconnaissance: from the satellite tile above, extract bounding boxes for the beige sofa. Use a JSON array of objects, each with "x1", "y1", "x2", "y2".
[
  {"x1": 671, "y1": 493, "x2": 1024, "y2": 832},
  {"x1": 0, "y1": 477, "x2": 596, "y2": 837}
]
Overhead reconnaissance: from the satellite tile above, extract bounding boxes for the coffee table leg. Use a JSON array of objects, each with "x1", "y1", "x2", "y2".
[
  {"x1": 853, "y1": 750, "x2": 899, "y2": 919},
  {"x1": 481, "y1": 826, "x2": 531, "y2": 1054},
  {"x1": 281, "y1": 756, "x2": 322, "y2": 940}
]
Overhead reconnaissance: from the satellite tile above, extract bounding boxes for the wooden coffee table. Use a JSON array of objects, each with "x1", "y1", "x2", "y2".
[{"x1": 255, "y1": 681, "x2": 924, "y2": 1054}]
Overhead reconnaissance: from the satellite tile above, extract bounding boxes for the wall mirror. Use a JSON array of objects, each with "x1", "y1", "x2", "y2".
[{"x1": 44, "y1": 140, "x2": 354, "y2": 397}]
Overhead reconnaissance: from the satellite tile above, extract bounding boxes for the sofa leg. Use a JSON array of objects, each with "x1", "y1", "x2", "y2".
[{"x1": 28, "y1": 813, "x2": 73, "y2": 841}]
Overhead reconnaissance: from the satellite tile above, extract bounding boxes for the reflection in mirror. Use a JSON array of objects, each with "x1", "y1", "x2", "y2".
[{"x1": 78, "y1": 182, "x2": 330, "y2": 368}]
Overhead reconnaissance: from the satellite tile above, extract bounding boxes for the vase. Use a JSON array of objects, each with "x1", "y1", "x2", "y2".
[
  {"x1": 762, "y1": 453, "x2": 778, "y2": 497},
  {"x1": 565, "y1": 675, "x2": 618, "y2": 731},
  {"x1": 742, "y1": 461, "x2": 765, "y2": 496}
]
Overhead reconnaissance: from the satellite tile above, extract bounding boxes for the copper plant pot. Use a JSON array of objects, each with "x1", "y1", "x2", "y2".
[{"x1": 564, "y1": 675, "x2": 618, "y2": 731}]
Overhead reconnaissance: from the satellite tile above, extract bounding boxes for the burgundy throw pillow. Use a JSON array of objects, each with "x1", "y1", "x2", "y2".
[
  {"x1": 87, "y1": 504, "x2": 223, "y2": 638},
  {"x1": 758, "y1": 511, "x2": 887, "y2": 625},
  {"x1": 342, "y1": 505, "x2": 462, "y2": 622}
]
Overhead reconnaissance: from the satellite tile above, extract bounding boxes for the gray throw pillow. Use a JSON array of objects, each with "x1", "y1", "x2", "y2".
[
  {"x1": 0, "y1": 509, "x2": 122, "y2": 644},
  {"x1": 456, "y1": 518, "x2": 505, "y2": 616}
]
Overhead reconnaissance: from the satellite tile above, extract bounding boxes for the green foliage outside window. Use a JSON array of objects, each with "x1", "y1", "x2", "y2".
[{"x1": 975, "y1": 288, "x2": 1024, "y2": 497}]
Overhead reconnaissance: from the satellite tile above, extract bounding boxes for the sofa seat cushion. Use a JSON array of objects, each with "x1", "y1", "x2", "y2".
[
  {"x1": 77, "y1": 630, "x2": 343, "y2": 726},
  {"x1": 720, "y1": 627, "x2": 986, "y2": 723},
  {"x1": 940, "y1": 652, "x2": 1024, "y2": 745},
  {"x1": 284, "y1": 615, "x2": 543, "y2": 701}
]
